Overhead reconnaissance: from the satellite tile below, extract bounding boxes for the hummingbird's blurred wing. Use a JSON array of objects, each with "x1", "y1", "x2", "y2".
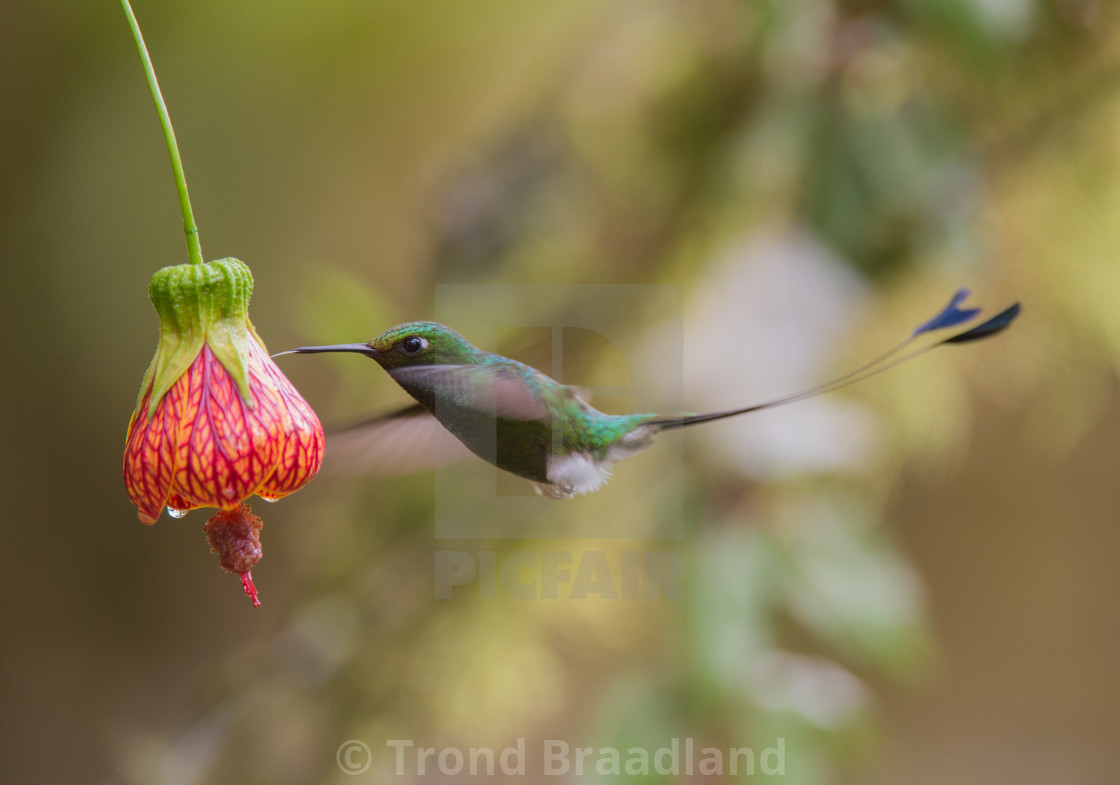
[
  {"x1": 388, "y1": 364, "x2": 551, "y2": 420},
  {"x1": 323, "y1": 404, "x2": 476, "y2": 476}
]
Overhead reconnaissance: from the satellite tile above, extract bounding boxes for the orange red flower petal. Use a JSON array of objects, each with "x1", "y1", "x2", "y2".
[{"x1": 124, "y1": 335, "x2": 324, "y2": 524}]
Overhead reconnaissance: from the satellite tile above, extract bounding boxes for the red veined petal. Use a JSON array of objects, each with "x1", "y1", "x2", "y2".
[
  {"x1": 250, "y1": 340, "x2": 325, "y2": 499},
  {"x1": 123, "y1": 379, "x2": 186, "y2": 523}
]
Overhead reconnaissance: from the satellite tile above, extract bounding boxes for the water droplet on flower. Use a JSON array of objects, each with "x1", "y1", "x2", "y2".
[
  {"x1": 167, "y1": 507, "x2": 188, "y2": 519},
  {"x1": 259, "y1": 496, "x2": 279, "y2": 503}
]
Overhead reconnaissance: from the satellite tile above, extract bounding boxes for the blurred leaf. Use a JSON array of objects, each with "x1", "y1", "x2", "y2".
[
  {"x1": 776, "y1": 498, "x2": 931, "y2": 677},
  {"x1": 684, "y1": 525, "x2": 785, "y2": 703}
]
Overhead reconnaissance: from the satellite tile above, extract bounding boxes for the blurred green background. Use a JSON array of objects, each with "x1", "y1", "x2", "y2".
[{"x1": 3, "y1": 0, "x2": 1120, "y2": 783}]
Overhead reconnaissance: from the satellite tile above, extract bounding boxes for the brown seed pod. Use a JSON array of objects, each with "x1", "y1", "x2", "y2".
[{"x1": 204, "y1": 504, "x2": 265, "y2": 606}]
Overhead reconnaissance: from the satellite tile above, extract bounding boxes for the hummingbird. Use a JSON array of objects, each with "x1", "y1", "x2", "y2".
[{"x1": 276, "y1": 291, "x2": 1019, "y2": 499}]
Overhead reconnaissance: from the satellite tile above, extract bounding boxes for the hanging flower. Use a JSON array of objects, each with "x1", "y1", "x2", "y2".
[{"x1": 123, "y1": 257, "x2": 324, "y2": 604}]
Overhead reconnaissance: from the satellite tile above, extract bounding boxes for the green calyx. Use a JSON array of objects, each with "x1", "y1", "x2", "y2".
[{"x1": 137, "y1": 258, "x2": 264, "y2": 418}]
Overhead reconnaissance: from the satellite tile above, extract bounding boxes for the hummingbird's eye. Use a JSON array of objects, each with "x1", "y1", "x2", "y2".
[{"x1": 400, "y1": 336, "x2": 428, "y2": 355}]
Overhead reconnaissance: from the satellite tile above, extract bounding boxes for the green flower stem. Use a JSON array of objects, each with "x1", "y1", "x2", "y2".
[{"x1": 120, "y1": 0, "x2": 203, "y2": 266}]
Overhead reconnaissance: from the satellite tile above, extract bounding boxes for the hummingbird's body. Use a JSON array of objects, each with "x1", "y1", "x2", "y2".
[
  {"x1": 279, "y1": 293, "x2": 1019, "y2": 498},
  {"x1": 303, "y1": 322, "x2": 664, "y2": 497}
]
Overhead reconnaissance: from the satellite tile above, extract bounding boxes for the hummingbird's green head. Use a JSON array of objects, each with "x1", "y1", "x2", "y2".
[
  {"x1": 275, "y1": 321, "x2": 482, "y2": 368},
  {"x1": 365, "y1": 321, "x2": 482, "y2": 369}
]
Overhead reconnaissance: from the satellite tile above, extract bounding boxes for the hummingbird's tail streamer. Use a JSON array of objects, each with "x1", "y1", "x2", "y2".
[{"x1": 652, "y1": 291, "x2": 1020, "y2": 431}]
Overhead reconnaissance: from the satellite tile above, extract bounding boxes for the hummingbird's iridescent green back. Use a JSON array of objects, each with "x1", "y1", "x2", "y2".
[{"x1": 386, "y1": 354, "x2": 658, "y2": 487}]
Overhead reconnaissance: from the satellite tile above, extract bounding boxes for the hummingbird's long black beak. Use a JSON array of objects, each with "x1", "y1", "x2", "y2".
[{"x1": 271, "y1": 343, "x2": 377, "y2": 358}]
